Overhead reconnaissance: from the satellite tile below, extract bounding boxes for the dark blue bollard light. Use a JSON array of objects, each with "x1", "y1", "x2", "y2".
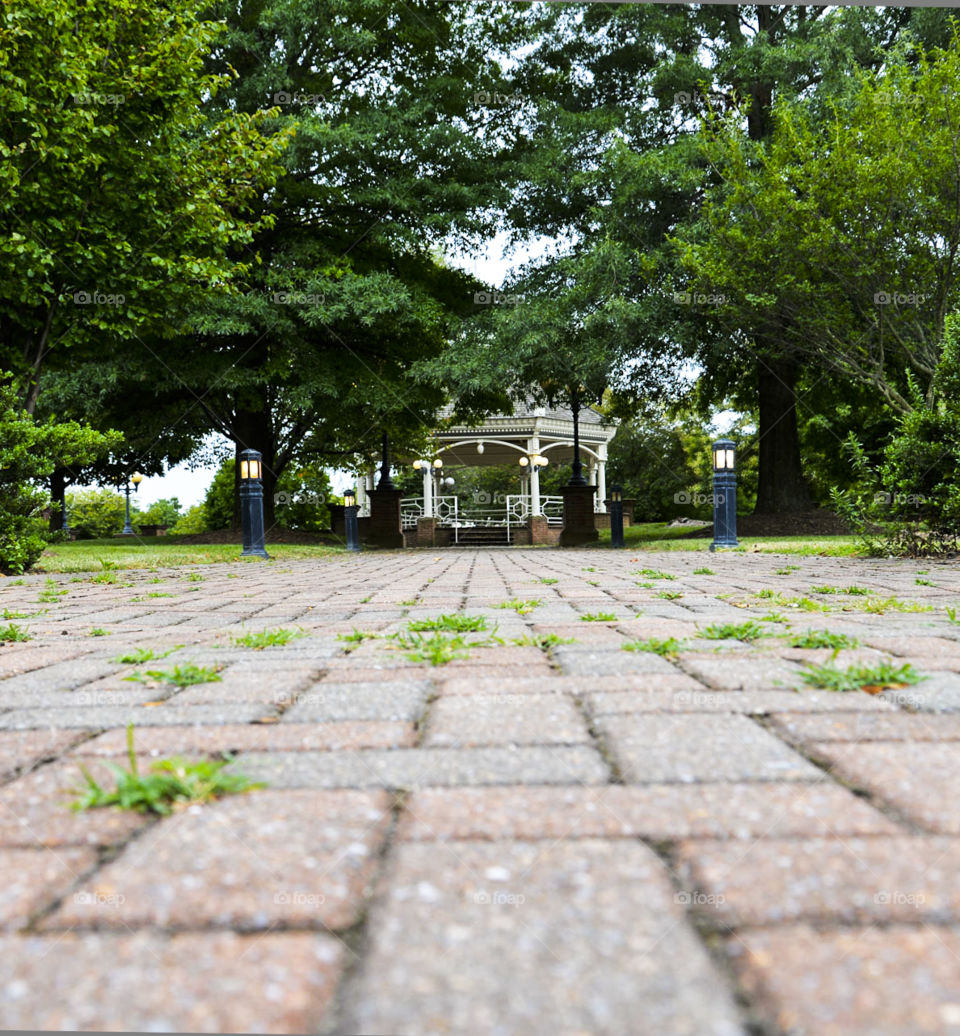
[
  {"x1": 239, "y1": 449, "x2": 269, "y2": 558},
  {"x1": 609, "y1": 483, "x2": 625, "y2": 548},
  {"x1": 709, "y1": 439, "x2": 738, "y2": 551},
  {"x1": 343, "y1": 488, "x2": 361, "y2": 552}
]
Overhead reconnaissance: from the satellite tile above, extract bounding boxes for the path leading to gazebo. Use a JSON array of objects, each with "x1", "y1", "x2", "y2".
[{"x1": 2, "y1": 548, "x2": 960, "y2": 1033}]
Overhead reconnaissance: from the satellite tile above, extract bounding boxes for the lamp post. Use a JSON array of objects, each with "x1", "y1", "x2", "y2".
[
  {"x1": 609, "y1": 483, "x2": 625, "y2": 548},
  {"x1": 119, "y1": 472, "x2": 143, "y2": 536},
  {"x1": 343, "y1": 488, "x2": 361, "y2": 552},
  {"x1": 567, "y1": 394, "x2": 587, "y2": 486},
  {"x1": 239, "y1": 449, "x2": 269, "y2": 558},
  {"x1": 377, "y1": 432, "x2": 396, "y2": 491},
  {"x1": 709, "y1": 439, "x2": 738, "y2": 551}
]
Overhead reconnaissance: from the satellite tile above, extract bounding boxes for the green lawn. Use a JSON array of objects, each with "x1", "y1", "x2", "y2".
[
  {"x1": 599, "y1": 523, "x2": 860, "y2": 557},
  {"x1": 36, "y1": 537, "x2": 344, "y2": 573}
]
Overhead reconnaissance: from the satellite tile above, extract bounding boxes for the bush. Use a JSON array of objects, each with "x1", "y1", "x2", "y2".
[
  {"x1": 134, "y1": 497, "x2": 182, "y2": 530},
  {"x1": 66, "y1": 487, "x2": 128, "y2": 539},
  {"x1": 170, "y1": 504, "x2": 206, "y2": 534},
  {"x1": 831, "y1": 315, "x2": 960, "y2": 555},
  {"x1": 0, "y1": 382, "x2": 121, "y2": 572},
  {"x1": 275, "y1": 463, "x2": 331, "y2": 531},
  {"x1": 203, "y1": 458, "x2": 235, "y2": 530}
]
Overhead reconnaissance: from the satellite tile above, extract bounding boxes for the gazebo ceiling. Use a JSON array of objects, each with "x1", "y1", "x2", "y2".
[{"x1": 422, "y1": 401, "x2": 619, "y2": 468}]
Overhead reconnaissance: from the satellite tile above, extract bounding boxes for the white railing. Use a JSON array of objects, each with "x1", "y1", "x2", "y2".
[{"x1": 402, "y1": 493, "x2": 563, "y2": 544}]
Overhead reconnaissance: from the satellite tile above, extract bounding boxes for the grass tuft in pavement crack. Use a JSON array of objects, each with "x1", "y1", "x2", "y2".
[
  {"x1": 71, "y1": 724, "x2": 264, "y2": 815},
  {"x1": 407, "y1": 614, "x2": 489, "y2": 633},
  {"x1": 0, "y1": 622, "x2": 30, "y2": 642},
  {"x1": 789, "y1": 629, "x2": 859, "y2": 650},
  {"x1": 623, "y1": 636, "x2": 685, "y2": 659},
  {"x1": 699, "y1": 621, "x2": 766, "y2": 642},
  {"x1": 801, "y1": 658, "x2": 925, "y2": 694},
  {"x1": 125, "y1": 663, "x2": 222, "y2": 686},
  {"x1": 233, "y1": 627, "x2": 304, "y2": 649}
]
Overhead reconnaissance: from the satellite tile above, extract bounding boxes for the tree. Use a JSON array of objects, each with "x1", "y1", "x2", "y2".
[
  {"x1": 141, "y1": 0, "x2": 530, "y2": 525},
  {"x1": 502, "y1": 4, "x2": 944, "y2": 511},
  {"x1": 0, "y1": 0, "x2": 289, "y2": 410},
  {"x1": 0, "y1": 384, "x2": 120, "y2": 570},
  {"x1": 677, "y1": 32, "x2": 960, "y2": 419},
  {"x1": 65, "y1": 488, "x2": 129, "y2": 540}
]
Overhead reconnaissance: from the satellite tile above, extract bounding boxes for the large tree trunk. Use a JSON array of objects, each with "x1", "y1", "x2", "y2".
[
  {"x1": 754, "y1": 356, "x2": 813, "y2": 514},
  {"x1": 233, "y1": 407, "x2": 278, "y2": 532}
]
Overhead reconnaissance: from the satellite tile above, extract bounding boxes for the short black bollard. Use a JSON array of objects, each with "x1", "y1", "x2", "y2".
[
  {"x1": 609, "y1": 483, "x2": 625, "y2": 548},
  {"x1": 343, "y1": 488, "x2": 361, "y2": 552},
  {"x1": 239, "y1": 448, "x2": 269, "y2": 558},
  {"x1": 709, "y1": 439, "x2": 738, "y2": 551}
]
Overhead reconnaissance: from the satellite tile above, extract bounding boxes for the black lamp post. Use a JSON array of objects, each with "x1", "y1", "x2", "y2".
[
  {"x1": 119, "y1": 472, "x2": 143, "y2": 536},
  {"x1": 609, "y1": 483, "x2": 625, "y2": 548},
  {"x1": 377, "y1": 432, "x2": 396, "y2": 491},
  {"x1": 567, "y1": 393, "x2": 587, "y2": 487},
  {"x1": 709, "y1": 439, "x2": 738, "y2": 551},
  {"x1": 239, "y1": 449, "x2": 269, "y2": 558},
  {"x1": 343, "y1": 488, "x2": 361, "y2": 552}
]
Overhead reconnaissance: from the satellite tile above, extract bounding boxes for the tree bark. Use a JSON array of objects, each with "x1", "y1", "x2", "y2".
[
  {"x1": 754, "y1": 355, "x2": 813, "y2": 514},
  {"x1": 49, "y1": 468, "x2": 68, "y2": 532},
  {"x1": 233, "y1": 406, "x2": 279, "y2": 531}
]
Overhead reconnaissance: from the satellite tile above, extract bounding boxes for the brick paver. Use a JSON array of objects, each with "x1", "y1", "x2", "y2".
[{"x1": 3, "y1": 547, "x2": 960, "y2": 1031}]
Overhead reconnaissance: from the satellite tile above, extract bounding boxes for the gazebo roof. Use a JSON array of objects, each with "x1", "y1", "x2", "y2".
[{"x1": 428, "y1": 400, "x2": 618, "y2": 468}]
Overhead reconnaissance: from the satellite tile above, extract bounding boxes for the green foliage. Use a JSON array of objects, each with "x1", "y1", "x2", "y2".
[
  {"x1": 801, "y1": 660, "x2": 925, "y2": 693},
  {"x1": 169, "y1": 505, "x2": 207, "y2": 535},
  {"x1": 693, "y1": 567, "x2": 715, "y2": 575},
  {"x1": 390, "y1": 630, "x2": 500, "y2": 667},
  {"x1": 497, "y1": 599, "x2": 542, "y2": 614},
  {"x1": 65, "y1": 487, "x2": 127, "y2": 540},
  {"x1": 580, "y1": 612, "x2": 617, "y2": 622},
  {"x1": 135, "y1": 499, "x2": 182, "y2": 530},
  {"x1": 623, "y1": 637, "x2": 684, "y2": 658},
  {"x1": 0, "y1": 383, "x2": 120, "y2": 572},
  {"x1": 510, "y1": 632, "x2": 575, "y2": 649},
  {"x1": 407, "y1": 614, "x2": 490, "y2": 633},
  {"x1": 113, "y1": 646, "x2": 179, "y2": 664},
  {"x1": 233, "y1": 628, "x2": 303, "y2": 649},
  {"x1": 789, "y1": 629, "x2": 860, "y2": 650},
  {"x1": 699, "y1": 621, "x2": 767, "y2": 642},
  {"x1": 203, "y1": 458, "x2": 236, "y2": 531},
  {"x1": 71, "y1": 726, "x2": 264, "y2": 815},
  {"x1": 0, "y1": 0, "x2": 289, "y2": 397},
  {"x1": 126, "y1": 664, "x2": 222, "y2": 686},
  {"x1": 656, "y1": 591, "x2": 683, "y2": 600},
  {"x1": 0, "y1": 623, "x2": 30, "y2": 642}
]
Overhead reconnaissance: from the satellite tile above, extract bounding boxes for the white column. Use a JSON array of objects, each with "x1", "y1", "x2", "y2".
[
  {"x1": 597, "y1": 459, "x2": 607, "y2": 513},
  {"x1": 422, "y1": 467, "x2": 433, "y2": 518},
  {"x1": 527, "y1": 437, "x2": 541, "y2": 516},
  {"x1": 356, "y1": 476, "x2": 368, "y2": 517}
]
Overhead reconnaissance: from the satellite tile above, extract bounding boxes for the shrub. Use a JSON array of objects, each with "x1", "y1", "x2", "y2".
[
  {"x1": 170, "y1": 504, "x2": 206, "y2": 534},
  {"x1": 0, "y1": 382, "x2": 120, "y2": 572},
  {"x1": 66, "y1": 487, "x2": 128, "y2": 539}
]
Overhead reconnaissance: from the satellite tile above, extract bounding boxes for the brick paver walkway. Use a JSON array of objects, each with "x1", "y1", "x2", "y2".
[{"x1": 3, "y1": 548, "x2": 960, "y2": 1033}]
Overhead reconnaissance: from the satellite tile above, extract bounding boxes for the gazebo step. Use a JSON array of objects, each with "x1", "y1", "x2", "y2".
[{"x1": 450, "y1": 527, "x2": 511, "y2": 546}]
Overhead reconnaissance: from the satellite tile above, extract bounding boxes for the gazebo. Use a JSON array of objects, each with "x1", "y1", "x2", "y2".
[{"x1": 355, "y1": 401, "x2": 619, "y2": 544}]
